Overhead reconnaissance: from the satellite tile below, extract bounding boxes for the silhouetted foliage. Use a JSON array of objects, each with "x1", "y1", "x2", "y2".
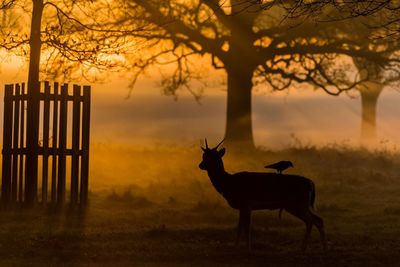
[
  {"x1": 249, "y1": 1, "x2": 400, "y2": 39},
  {"x1": 0, "y1": 0, "x2": 147, "y2": 82},
  {"x1": 0, "y1": 0, "x2": 15, "y2": 9}
]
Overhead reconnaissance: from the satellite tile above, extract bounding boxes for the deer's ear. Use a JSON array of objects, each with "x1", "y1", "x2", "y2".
[{"x1": 218, "y1": 148, "x2": 225, "y2": 157}]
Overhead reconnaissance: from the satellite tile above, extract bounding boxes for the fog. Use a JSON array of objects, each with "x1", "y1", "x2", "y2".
[
  {"x1": 1, "y1": 62, "x2": 400, "y2": 149},
  {"x1": 90, "y1": 78, "x2": 400, "y2": 149},
  {"x1": 2, "y1": 58, "x2": 400, "y2": 192}
]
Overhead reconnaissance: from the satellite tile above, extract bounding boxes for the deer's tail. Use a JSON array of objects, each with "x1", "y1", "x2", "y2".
[{"x1": 310, "y1": 181, "x2": 316, "y2": 210}]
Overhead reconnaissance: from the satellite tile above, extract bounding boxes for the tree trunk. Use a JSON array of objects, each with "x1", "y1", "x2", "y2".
[
  {"x1": 25, "y1": 0, "x2": 44, "y2": 205},
  {"x1": 224, "y1": 65, "x2": 255, "y2": 149},
  {"x1": 358, "y1": 81, "x2": 384, "y2": 146}
]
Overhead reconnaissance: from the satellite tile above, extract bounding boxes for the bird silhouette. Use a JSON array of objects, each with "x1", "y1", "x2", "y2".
[{"x1": 264, "y1": 161, "x2": 294, "y2": 174}]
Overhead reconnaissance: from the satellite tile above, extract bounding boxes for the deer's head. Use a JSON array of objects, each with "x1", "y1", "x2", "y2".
[{"x1": 199, "y1": 138, "x2": 225, "y2": 172}]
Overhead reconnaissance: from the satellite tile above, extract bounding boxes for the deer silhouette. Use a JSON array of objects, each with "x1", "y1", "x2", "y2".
[{"x1": 198, "y1": 139, "x2": 327, "y2": 251}]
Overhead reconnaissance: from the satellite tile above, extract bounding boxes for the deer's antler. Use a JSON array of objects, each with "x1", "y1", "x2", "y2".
[
  {"x1": 200, "y1": 139, "x2": 206, "y2": 151},
  {"x1": 215, "y1": 138, "x2": 225, "y2": 150}
]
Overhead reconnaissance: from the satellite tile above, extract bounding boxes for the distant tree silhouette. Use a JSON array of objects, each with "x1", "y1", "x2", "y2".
[
  {"x1": 297, "y1": 3, "x2": 400, "y2": 145},
  {"x1": 110, "y1": 0, "x2": 400, "y2": 149},
  {"x1": 264, "y1": 1, "x2": 400, "y2": 145},
  {"x1": 352, "y1": 58, "x2": 399, "y2": 145},
  {"x1": 290, "y1": 5, "x2": 400, "y2": 145},
  {"x1": 358, "y1": 81, "x2": 384, "y2": 144},
  {"x1": 308, "y1": 5, "x2": 400, "y2": 145}
]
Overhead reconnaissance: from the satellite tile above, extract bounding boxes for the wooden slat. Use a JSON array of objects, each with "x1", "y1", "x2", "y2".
[
  {"x1": 18, "y1": 83, "x2": 25, "y2": 202},
  {"x1": 57, "y1": 84, "x2": 68, "y2": 205},
  {"x1": 11, "y1": 84, "x2": 20, "y2": 202},
  {"x1": 80, "y1": 85, "x2": 91, "y2": 205},
  {"x1": 70, "y1": 85, "x2": 81, "y2": 204},
  {"x1": 25, "y1": 80, "x2": 41, "y2": 205},
  {"x1": 51, "y1": 82, "x2": 59, "y2": 204},
  {"x1": 2, "y1": 85, "x2": 14, "y2": 204},
  {"x1": 41, "y1": 82, "x2": 50, "y2": 203}
]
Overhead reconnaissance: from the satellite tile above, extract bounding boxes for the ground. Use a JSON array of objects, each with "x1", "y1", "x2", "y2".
[{"x1": 1, "y1": 144, "x2": 400, "y2": 266}]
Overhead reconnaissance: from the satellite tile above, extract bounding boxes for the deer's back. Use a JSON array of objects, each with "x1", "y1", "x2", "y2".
[{"x1": 222, "y1": 172, "x2": 314, "y2": 210}]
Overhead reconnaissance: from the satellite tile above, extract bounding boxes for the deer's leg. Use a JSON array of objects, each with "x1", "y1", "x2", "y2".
[
  {"x1": 235, "y1": 209, "x2": 245, "y2": 246},
  {"x1": 242, "y1": 209, "x2": 252, "y2": 251},
  {"x1": 286, "y1": 208, "x2": 313, "y2": 252},
  {"x1": 302, "y1": 220, "x2": 313, "y2": 252},
  {"x1": 310, "y1": 211, "x2": 327, "y2": 251}
]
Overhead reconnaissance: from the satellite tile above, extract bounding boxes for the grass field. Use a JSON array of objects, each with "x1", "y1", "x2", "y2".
[{"x1": 1, "y1": 144, "x2": 400, "y2": 266}]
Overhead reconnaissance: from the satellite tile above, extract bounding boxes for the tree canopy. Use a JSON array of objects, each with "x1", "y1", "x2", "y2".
[
  {"x1": 0, "y1": 0, "x2": 144, "y2": 82},
  {"x1": 99, "y1": 0, "x2": 400, "y2": 147}
]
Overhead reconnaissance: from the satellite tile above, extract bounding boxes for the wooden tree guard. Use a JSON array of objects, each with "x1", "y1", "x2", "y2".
[{"x1": 1, "y1": 82, "x2": 91, "y2": 206}]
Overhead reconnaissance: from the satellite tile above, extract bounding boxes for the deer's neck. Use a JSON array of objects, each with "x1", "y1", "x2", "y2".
[{"x1": 207, "y1": 167, "x2": 230, "y2": 194}]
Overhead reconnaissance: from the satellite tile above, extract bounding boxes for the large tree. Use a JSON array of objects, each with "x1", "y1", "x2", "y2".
[{"x1": 109, "y1": 0, "x2": 400, "y2": 148}]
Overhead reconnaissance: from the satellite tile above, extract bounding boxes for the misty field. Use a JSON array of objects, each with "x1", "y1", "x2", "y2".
[{"x1": 1, "y1": 143, "x2": 400, "y2": 267}]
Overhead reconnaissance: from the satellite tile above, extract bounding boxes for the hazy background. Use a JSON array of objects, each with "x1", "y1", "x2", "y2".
[
  {"x1": 1, "y1": 57, "x2": 400, "y2": 150},
  {"x1": 90, "y1": 81, "x2": 400, "y2": 149}
]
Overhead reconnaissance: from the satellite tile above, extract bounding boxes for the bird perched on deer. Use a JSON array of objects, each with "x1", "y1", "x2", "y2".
[
  {"x1": 199, "y1": 139, "x2": 326, "y2": 251},
  {"x1": 264, "y1": 160, "x2": 294, "y2": 174}
]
